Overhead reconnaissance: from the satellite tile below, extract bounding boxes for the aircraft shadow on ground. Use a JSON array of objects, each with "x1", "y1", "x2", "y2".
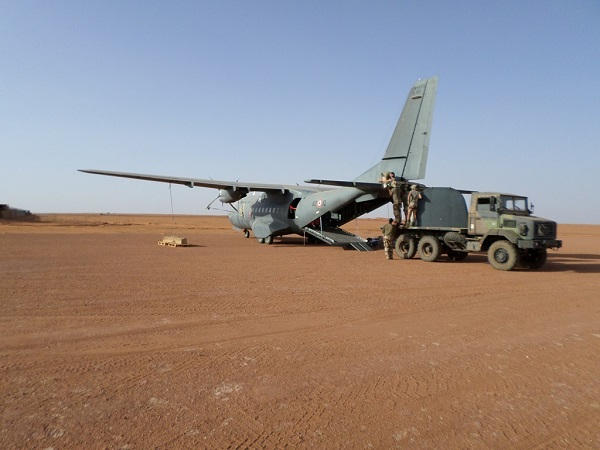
[{"x1": 271, "y1": 237, "x2": 325, "y2": 247}]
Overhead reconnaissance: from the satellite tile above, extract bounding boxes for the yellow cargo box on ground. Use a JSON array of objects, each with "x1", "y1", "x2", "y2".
[{"x1": 157, "y1": 236, "x2": 188, "y2": 247}]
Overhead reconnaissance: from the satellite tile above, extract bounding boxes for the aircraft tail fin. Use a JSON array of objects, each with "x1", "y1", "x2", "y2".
[{"x1": 355, "y1": 76, "x2": 438, "y2": 182}]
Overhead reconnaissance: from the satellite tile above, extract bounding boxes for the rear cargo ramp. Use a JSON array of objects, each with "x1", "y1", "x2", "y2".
[{"x1": 303, "y1": 227, "x2": 374, "y2": 251}]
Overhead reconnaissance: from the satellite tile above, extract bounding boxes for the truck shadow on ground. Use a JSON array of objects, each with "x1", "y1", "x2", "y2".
[
  {"x1": 447, "y1": 253, "x2": 600, "y2": 273},
  {"x1": 270, "y1": 241, "x2": 600, "y2": 273},
  {"x1": 542, "y1": 253, "x2": 600, "y2": 273},
  {"x1": 401, "y1": 253, "x2": 600, "y2": 274}
]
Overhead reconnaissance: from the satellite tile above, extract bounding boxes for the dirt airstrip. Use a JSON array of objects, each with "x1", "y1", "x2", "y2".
[{"x1": 1, "y1": 214, "x2": 599, "y2": 448}]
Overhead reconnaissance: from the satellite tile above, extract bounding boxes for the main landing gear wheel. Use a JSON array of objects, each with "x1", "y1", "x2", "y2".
[
  {"x1": 488, "y1": 240, "x2": 519, "y2": 271},
  {"x1": 394, "y1": 234, "x2": 417, "y2": 259},
  {"x1": 257, "y1": 237, "x2": 265, "y2": 244},
  {"x1": 418, "y1": 235, "x2": 441, "y2": 262},
  {"x1": 243, "y1": 229, "x2": 250, "y2": 238},
  {"x1": 520, "y1": 248, "x2": 547, "y2": 269},
  {"x1": 447, "y1": 250, "x2": 468, "y2": 262},
  {"x1": 264, "y1": 235, "x2": 273, "y2": 245}
]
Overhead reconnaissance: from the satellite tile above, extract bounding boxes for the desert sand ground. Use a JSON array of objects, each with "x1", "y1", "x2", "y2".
[{"x1": 1, "y1": 214, "x2": 599, "y2": 448}]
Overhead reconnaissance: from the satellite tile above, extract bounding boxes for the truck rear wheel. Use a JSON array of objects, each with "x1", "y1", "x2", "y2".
[
  {"x1": 418, "y1": 235, "x2": 441, "y2": 262},
  {"x1": 488, "y1": 240, "x2": 519, "y2": 270},
  {"x1": 520, "y1": 248, "x2": 547, "y2": 269},
  {"x1": 447, "y1": 250, "x2": 468, "y2": 262},
  {"x1": 395, "y1": 234, "x2": 416, "y2": 259}
]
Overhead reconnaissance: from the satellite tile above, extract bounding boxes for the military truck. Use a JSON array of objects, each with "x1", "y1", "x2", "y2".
[{"x1": 394, "y1": 187, "x2": 562, "y2": 270}]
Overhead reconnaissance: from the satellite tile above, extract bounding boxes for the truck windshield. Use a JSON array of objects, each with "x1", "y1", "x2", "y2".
[{"x1": 500, "y1": 196, "x2": 528, "y2": 213}]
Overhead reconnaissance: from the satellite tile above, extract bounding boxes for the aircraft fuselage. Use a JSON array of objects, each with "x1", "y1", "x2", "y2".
[{"x1": 228, "y1": 188, "x2": 389, "y2": 239}]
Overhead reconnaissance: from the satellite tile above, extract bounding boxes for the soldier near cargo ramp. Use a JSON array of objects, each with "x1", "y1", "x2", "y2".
[
  {"x1": 400, "y1": 182, "x2": 409, "y2": 224},
  {"x1": 381, "y1": 218, "x2": 398, "y2": 260},
  {"x1": 406, "y1": 185, "x2": 422, "y2": 227},
  {"x1": 388, "y1": 172, "x2": 403, "y2": 224}
]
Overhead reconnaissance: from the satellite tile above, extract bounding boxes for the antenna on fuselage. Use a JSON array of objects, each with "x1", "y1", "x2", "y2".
[{"x1": 169, "y1": 183, "x2": 175, "y2": 223}]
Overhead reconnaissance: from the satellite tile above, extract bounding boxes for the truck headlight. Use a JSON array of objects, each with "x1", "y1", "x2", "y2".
[{"x1": 518, "y1": 223, "x2": 529, "y2": 236}]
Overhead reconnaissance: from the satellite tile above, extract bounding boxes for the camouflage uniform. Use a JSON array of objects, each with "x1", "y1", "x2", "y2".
[
  {"x1": 390, "y1": 179, "x2": 403, "y2": 223},
  {"x1": 400, "y1": 184, "x2": 409, "y2": 223},
  {"x1": 406, "y1": 185, "x2": 422, "y2": 227},
  {"x1": 381, "y1": 220, "x2": 397, "y2": 260}
]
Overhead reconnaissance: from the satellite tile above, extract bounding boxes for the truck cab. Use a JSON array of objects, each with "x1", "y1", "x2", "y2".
[{"x1": 469, "y1": 193, "x2": 530, "y2": 235}]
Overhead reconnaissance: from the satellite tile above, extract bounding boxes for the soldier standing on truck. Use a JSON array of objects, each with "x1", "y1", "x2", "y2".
[
  {"x1": 406, "y1": 185, "x2": 422, "y2": 227},
  {"x1": 381, "y1": 218, "x2": 398, "y2": 260}
]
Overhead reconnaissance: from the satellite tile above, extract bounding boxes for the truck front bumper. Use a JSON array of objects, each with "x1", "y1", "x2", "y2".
[{"x1": 517, "y1": 239, "x2": 562, "y2": 249}]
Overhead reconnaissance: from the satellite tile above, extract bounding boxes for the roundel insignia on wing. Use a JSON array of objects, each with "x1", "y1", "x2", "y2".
[{"x1": 316, "y1": 199, "x2": 323, "y2": 208}]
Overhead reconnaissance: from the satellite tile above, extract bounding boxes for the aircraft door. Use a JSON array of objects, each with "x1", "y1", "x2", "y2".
[{"x1": 288, "y1": 198, "x2": 301, "y2": 219}]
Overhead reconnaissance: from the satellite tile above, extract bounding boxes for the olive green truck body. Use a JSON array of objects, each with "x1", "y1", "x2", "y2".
[{"x1": 395, "y1": 187, "x2": 562, "y2": 270}]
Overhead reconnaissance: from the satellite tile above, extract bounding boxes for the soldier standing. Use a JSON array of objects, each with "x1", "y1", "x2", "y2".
[
  {"x1": 406, "y1": 185, "x2": 422, "y2": 227},
  {"x1": 389, "y1": 172, "x2": 403, "y2": 224},
  {"x1": 400, "y1": 178, "x2": 409, "y2": 225},
  {"x1": 381, "y1": 218, "x2": 397, "y2": 260}
]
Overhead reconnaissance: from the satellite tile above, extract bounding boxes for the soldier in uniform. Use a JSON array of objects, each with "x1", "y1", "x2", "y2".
[
  {"x1": 388, "y1": 172, "x2": 403, "y2": 224},
  {"x1": 399, "y1": 179, "x2": 409, "y2": 225},
  {"x1": 380, "y1": 171, "x2": 391, "y2": 187},
  {"x1": 381, "y1": 218, "x2": 398, "y2": 260},
  {"x1": 406, "y1": 184, "x2": 422, "y2": 227}
]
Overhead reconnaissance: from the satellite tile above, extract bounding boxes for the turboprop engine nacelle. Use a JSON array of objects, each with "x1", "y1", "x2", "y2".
[{"x1": 218, "y1": 188, "x2": 245, "y2": 203}]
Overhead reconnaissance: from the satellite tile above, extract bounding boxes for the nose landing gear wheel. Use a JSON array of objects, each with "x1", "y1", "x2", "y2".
[{"x1": 243, "y1": 229, "x2": 250, "y2": 238}]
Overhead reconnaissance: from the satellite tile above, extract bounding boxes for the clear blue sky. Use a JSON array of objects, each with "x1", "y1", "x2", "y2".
[{"x1": 1, "y1": 1, "x2": 599, "y2": 223}]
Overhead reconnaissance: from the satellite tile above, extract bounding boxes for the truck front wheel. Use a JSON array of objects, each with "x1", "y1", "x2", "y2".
[
  {"x1": 395, "y1": 234, "x2": 416, "y2": 259},
  {"x1": 418, "y1": 235, "x2": 441, "y2": 262},
  {"x1": 488, "y1": 240, "x2": 519, "y2": 270}
]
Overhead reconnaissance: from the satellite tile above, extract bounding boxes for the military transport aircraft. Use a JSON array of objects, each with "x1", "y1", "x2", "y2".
[{"x1": 80, "y1": 76, "x2": 438, "y2": 250}]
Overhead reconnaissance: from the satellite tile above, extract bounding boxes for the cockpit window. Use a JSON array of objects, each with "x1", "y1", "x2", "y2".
[{"x1": 500, "y1": 196, "x2": 528, "y2": 212}]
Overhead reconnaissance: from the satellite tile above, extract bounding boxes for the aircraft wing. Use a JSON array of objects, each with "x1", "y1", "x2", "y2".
[
  {"x1": 303, "y1": 179, "x2": 382, "y2": 190},
  {"x1": 79, "y1": 169, "x2": 325, "y2": 193}
]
